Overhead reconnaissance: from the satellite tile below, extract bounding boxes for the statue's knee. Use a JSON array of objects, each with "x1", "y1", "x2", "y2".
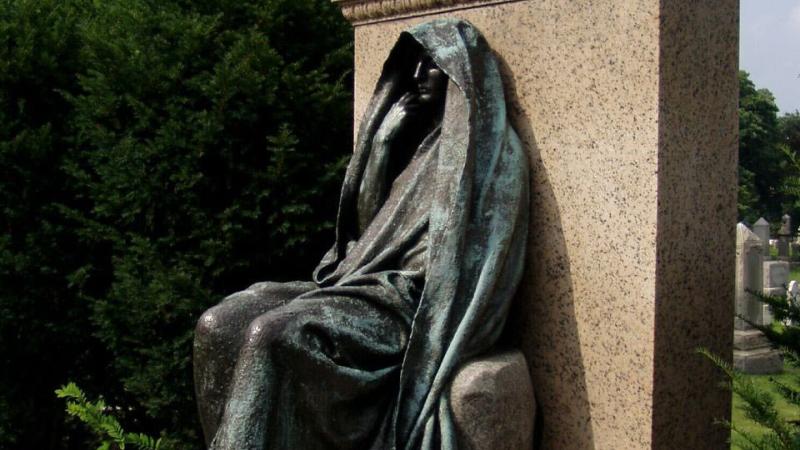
[
  {"x1": 244, "y1": 313, "x2": 302, "y2": 352},
  {"x1": 245, "y1": 281, "x2": 276, "y2": 294},
  {"x1": 195, "y1": 307, "x2": 224, "y2": 345}
]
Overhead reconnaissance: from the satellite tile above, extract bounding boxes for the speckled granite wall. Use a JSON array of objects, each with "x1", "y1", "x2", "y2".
[
  {"x1": 334, "y1": 1, "x2": 737, "y2": 448},
  {"x1": 652, "y1": 1, "x2": 738, "y2": 449}
]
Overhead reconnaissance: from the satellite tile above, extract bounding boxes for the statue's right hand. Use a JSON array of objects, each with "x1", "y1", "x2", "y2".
[{"x1": 374, "y1": 92, "x2": 420, "y2": 144}]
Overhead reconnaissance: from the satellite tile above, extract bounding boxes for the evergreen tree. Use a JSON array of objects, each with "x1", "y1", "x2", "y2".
[
  {"x1": 738, "y1": 71, "x2": 786, "y2": 224},
  {"x1": 0, "y1": 1, "x2": 100, "y2": 447},
  {"x1": 779, "y1": 112, "x2": 800, "y2": 157},
  {"x1": 0, "y1": 0, "x2": 353, "y2": 448}
]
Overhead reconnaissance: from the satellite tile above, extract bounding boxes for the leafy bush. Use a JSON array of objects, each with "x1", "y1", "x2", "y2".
[
  {"x1": 0, "y1": 0, "x2": 352, "y2": 448},
  {"x1": 737, "y1": 71, "x2": 788, "y2": 224}
]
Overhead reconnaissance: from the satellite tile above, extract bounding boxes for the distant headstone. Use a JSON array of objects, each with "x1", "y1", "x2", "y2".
[
  {"x1": 735, "y1": 224, "x2": 764, "y2": 329},
  {"x1": 762, "y1": 260, "x2": 789, "y2": 323},
  {"x1": 787, "y1": 281, "x2": 799, "y2": 326},
  {"x1": 778, "y1": 214, "x2": 792, "y2": 259},
  {"x1": 778, "y1": 240, "x2": 790, "y2": 259},
  {"x1": 753, "y1": 217, "x2": 770, "y2": 258},
  {"x1": 733, "y1": 223, "x2": 782, "y2": 374},
  {"x1": 780, "y1": 214, "x2": 792, "y2": 236},
  {"x1": 763, "y1": 261, "x2": 789, "y2": 294}
]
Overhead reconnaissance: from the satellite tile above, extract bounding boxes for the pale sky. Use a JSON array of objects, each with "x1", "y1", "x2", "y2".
[{"x1": 740, "y1": 0, "x2": 800, "y2": 114}]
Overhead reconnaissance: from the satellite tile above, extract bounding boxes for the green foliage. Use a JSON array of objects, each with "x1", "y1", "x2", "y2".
[
  {"x1": 738, "y1": 71, "x2": 787, "y2": 224},
  {"x1": 0, "y1": 0, "x2": 352, "y2": 448},
  {"x1": 0, "y1": 1, "x2": 102, "y2": 447},
  {"x1": 739, "y1": 166, "x2": 762, "y2": 226},
  {"x1": 700, "y1": 349, "x2": 800, "y2": 449},
  {"x1": 737, "y1": 76, "x2": 800, "y2": 230},
  {"x1": 702, "y1": 288, "x2": 800, "y2": 449},
  {"x1": 56, "y1": 382, "x2": 165, "y2": 450},
  {"x1": 731, "y1": 367, "x2": 800, "y2": 443},
  {"x1": 781, "y1": 147, "x2": 800, "y2": 205},
  {"x1": 780, "y1": 112, "x2": 800, "y2": 158},
  {"x1": 780, "y1": 112, "x2": 800, "y2": 226}
]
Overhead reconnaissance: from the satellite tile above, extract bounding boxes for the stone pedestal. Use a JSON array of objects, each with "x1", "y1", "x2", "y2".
[
  {"x1": 450, "y1": 351, "x2": 535, "y2": 450},
  {"x1": 333, "y1": 1, "x2": 738, "y2": 448},
  {"x1": 733, "y1": 329, "x2": 782, "y2": 374}
]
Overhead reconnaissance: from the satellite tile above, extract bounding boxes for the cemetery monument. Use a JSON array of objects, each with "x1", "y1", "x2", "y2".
[{"x1": 193, "y1": 0, "x2": 739, "y2": 448}]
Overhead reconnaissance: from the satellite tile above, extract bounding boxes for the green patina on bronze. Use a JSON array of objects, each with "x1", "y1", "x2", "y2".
[{"x1": 193, "y1": 19, "x2": 529, "y2": 450}]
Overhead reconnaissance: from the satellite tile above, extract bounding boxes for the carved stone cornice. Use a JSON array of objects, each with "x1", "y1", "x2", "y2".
[{"x1": 332, "y1": 0, "x2": 508, "y2": 24}]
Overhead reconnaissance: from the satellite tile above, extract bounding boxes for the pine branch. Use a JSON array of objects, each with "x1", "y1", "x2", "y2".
[
  {"x1": 56, "y1": 382, "x2": 165, "y2": 450},
  {"x1": 698, "y1": 349, "x2": 798, "y2": 449}
]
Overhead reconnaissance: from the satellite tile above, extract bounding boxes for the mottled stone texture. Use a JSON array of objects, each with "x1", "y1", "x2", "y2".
[
  {"x1": 653, "y1": 3, "x2": 738, "y2": 449},
  {"x1": 339, "y1": 0, "x2": 737, "y2": 448},
  {"x1": 450, "y1": 351, "x2": 535, "y2": 450}
]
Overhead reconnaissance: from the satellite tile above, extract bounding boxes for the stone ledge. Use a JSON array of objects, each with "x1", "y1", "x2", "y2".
[
  {"x1": 332, "y1": 0, "x2": 521, "y2": 24},
  {"x1": 450, "y1": 350, "x2": 535, "y2": 450},
  {"x1": 734, "y1": 329, "x2": 772, "y2": 351},
  {"x1": 733, "y1": 347, "x2": 783, "y2": 375}
]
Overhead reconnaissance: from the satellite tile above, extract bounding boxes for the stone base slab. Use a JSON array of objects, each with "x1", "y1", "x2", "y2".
[
  {"x1": 733, "y1": 347, "x2": 783, "y2": 374},
  {"x1": 734, "y1": 329, "x2": 771, "y2": 351},
  {"x1": 762, "y1": 286, "x2": 786, "y2": 298},
  {"x1": 450, "y1": 350, "x2": 535, "y2": 450}
]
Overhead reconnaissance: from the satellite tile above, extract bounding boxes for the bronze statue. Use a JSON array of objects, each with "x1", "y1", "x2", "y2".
[{"x1": 194, "y1": 19, "x2": 529, "y2": 450}]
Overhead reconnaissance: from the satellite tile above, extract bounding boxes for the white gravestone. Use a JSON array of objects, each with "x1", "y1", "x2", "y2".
[
  {"x1": 762, "y1": 260, "x2": 789, "y2": 324},
  {"x1": 735, "y1": 223, "x2": 764, "y2": 329},
  {"x1": 734, "y1": 223, "x2": 782, "y2": 374},
  {"x1": 753, "y1": 217, "x2": 770, "y2": 258}
]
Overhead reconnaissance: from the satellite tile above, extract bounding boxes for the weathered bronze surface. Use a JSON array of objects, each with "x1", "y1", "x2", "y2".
[{"x1": 193, "y1": 19, "x2": 529, "y2": 450}]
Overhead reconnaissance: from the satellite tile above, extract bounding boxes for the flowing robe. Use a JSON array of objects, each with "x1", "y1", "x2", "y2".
[{"x1": 196, "y1": 18, "x2": 529, "y2": 450}]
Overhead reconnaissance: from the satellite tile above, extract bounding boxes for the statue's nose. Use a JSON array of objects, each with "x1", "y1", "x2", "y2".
[{"x1": 413, "y1": 61, "x2": 424, "y2": 81}]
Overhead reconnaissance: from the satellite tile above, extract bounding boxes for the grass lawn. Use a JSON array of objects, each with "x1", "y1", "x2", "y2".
[
  {"x1": 731, "y1": 364, "x2": 800, "y2": 447},
  {"x1": 790, "y1": 265, "x2": 800, "y2": 282}
]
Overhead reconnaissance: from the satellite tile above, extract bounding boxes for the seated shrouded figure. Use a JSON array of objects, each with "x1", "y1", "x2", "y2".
[{"x1": 193, "y1": 19, "x2": 529, "y2": 450}]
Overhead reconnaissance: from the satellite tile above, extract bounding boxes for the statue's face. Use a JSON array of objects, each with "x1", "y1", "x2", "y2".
[{"x1": 413, "y1": 55, "x2": 448, "y2": 104}]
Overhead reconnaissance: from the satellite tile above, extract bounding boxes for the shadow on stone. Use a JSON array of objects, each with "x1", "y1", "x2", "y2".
[
  {"x1": 450, "y1": 350, "x2": 535, "y2": 450},
  {"x1": 496, "y1": 53, "x2": 596, "y2": 450}
]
